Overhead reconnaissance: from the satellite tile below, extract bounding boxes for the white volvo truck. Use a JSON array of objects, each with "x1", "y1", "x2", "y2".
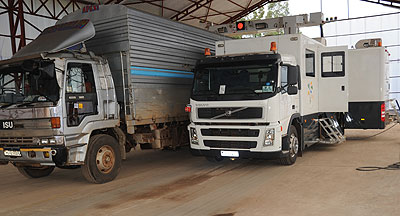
[
  {"x1": 0, "y1": 5, "x2": 223, "y2": 183},
  {"x1": 187, "y1": 13, "x2": 389, "y2": 164}
]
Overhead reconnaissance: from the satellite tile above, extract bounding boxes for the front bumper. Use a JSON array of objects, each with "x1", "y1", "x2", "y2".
[
  {"x1": 190, "y1": 148, "x2": 286, "y2": 159},
  {"x1": 0, "y1": 146, "x2": 67, "y2": 166},
  {"x1": 188, "y1": 122, "x2": 284, "y2": 153}
]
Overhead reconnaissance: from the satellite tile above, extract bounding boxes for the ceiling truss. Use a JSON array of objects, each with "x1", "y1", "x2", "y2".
[
  {"x1": 2, "y1": 0, "x2": 398, "y2": 55},
  {"x1": 360, "y1": 0, "x2": 400, "y2": 9}
]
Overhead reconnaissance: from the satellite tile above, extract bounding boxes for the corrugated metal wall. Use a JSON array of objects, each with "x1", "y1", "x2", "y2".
[{"x1": 59, "y1": 5, "x2": 225, "y2": 125}]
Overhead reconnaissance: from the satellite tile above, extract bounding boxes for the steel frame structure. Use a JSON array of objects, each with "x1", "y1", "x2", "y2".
[
  {"x1": 360, "y1": 0, "x2": 400, "y2": 9},
  {"x1": 0, "y1": 0, "x2": 91, "y2": 54},
  {"x1": 1, "y1": 0, "x2": 399, "y2": 56},
  {"x1": 115, "y1": 0, "x2": 284, "y2": 24},
  {"x1": 0, "y1": 0, "x2": 288, "y2": 55}
]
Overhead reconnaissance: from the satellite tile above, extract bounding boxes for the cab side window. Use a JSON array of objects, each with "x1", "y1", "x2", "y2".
[
  {"x1": 281, "y1": 65, "x2": 288, "y2": 93},
  {"x1": 65, "y1": 62, "x2": 98, "y2": 127},
  {"x1": 306, "y1": 49, "x2": 315, "y2": 77},
  {"x1": 66, "y1": 63, "x2": 95, "y2": 93}
]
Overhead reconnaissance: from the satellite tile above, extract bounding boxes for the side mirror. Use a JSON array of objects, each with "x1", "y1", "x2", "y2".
[
  {"x1": 288, "y1": 65, "x2": 299, "y2": 85},
  {"x1": 40, "y1": 63, "x2": 55, "y2": 78},
  {"x1": 288, "y1": 86, "x2": 298, "y2": 95}
]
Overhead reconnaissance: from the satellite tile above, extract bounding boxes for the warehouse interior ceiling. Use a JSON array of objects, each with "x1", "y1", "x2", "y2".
[
  {"x1": 93, "y1": 0, "x2": 286, "y2": 27},
  {"x1": 0, "y1": 0, "x2": 286, "y2": 55},
  {"x1": 1, "y1": 0, "x2": 400, "y2": 56}
]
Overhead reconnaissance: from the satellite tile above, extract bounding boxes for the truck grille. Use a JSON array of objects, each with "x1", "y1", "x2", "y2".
[
  {"x1": 197, "y1": 107, "x2": 262, "y2": 119},
  {"x1": 201, "y1": 129, "x2": 259, "y2": 137},
  {"x1": 0, "y1": 137, "x2": 34, "y2": 145},
  {"x1": 204, "y1": 140, "x2": 257, "y2": 149}
]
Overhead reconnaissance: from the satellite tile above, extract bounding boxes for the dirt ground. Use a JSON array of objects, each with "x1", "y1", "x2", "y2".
[{"x1": 0, "y1": 125, "x2": 399, "y2": 216}]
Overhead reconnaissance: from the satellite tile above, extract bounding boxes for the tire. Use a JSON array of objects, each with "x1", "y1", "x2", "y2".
[
  {"x1": 18, "y1": 166, "x2": 55, "y2": 178},
  {"x1": 81, "y1": 134, "x2": 122, "y2": 184},
  {"x1": 280, "y1": 125, "x2": 299, "y2": 165},
  {"x1": 206, "y1": 156, "x2": 224, "y2": 163}
]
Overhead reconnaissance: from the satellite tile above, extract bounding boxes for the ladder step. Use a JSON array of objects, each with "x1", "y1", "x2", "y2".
[{"x1": 318, "y1": 118, "x2": 344, "y2": 144}]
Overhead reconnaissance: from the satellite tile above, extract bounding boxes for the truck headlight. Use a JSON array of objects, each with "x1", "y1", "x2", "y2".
[
  {"x1": 39, "y1": 137, "x2": 64, "y2": 145},
  {"x1": 190, "y1": 128, "x2": 199, "y2": 145},
  {"x1": 264, "y1": 128, "x2": 275, "y2": 146}
]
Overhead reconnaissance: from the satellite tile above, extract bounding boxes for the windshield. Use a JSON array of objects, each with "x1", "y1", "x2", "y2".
[
  {"x1": 0, "y1": 59, "x2": 60, "y2": 107},
  {"x1": 192, "y1": 60, "x2": 278, "y2": 101}
]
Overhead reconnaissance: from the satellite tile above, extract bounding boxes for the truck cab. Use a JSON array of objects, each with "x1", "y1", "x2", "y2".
[
  {"x1": 0, "y1": 19, "x2": 122, "y2": 183},
  {"x1": 0, "y1": 50, "x2": 121, "y2": 181},
  {"x1": 189, "y1": 50, "x2": 302, "y2": 164}
]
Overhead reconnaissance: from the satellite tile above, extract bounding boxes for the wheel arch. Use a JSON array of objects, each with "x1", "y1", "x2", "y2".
[{"x1": 90, "y1": 127, "x2": 126, "y2": 160}]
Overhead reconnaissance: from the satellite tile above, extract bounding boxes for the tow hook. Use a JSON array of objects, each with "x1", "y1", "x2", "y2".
[{"x1": 51, "y1": 150, "x2": 57, "y2": 156}]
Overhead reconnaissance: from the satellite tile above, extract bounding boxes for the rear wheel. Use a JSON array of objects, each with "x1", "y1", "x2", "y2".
[
  {"x1": 280, "y1": 125, "x2": 299, "y2": 165},
  {"x1": 18, "y1": 166, "x2": 55, "y2": 178},
  {"x1": 81, "y1": 134, "x2": 122, "y2": 184}
]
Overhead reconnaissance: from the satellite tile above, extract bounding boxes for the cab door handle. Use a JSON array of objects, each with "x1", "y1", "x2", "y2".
[{"x1": 341, "y1": 86, "x2": 345, "y2": 91}]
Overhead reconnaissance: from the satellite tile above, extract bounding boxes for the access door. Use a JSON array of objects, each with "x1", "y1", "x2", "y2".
[
  {"x1": 65, "y1": 62, "x2": 99, "y2": 127},
  {"x1": 318, "y1": 46, "x2": 348, "y2": 112}
]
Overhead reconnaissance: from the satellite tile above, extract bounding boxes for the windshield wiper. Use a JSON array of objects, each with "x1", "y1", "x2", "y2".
[
  {"x1": 193, "y1": 90, "x2": 218, "y2": 96},
  {"x1": 228, "y1": 88, "x2": 264, "y2": 96},
  {"x1": 34, "y1": 90, "x2": 57, "y2": 105},
  {"x1": 0, "y1": 102, "x2": 17, "y2": 109},
  {"x1": 16, "y1": 101, "x2": 36, "y2": 107}
]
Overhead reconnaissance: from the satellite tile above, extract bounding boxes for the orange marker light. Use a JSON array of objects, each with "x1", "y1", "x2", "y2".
[
  {"x1": 378, "y1": 41, "x2": 382, "y2": 47},
  {"x1": 204, "y1": 48, "x2": 211, "y2": 56},
  {"x1": 51, "y1": 117, "x2": 61, "y2": 129},
  {"x1": 270, "y1": 42, "x2": 277, "y2": 52}
]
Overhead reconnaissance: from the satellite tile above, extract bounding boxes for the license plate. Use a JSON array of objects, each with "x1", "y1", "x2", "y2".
[
  {"x1": 0, "y1": 120, "x2": 14, "y2": 130},
  {"x1": 3, "y1": 150, "x2": 21, "y2": 157},
  {"x1": 221, "y1": 150, "x2": 239, "y2": 157}
]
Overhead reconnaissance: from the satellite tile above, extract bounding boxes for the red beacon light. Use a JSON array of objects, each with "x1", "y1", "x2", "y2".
[
  {"x1": 185, "y1": 104, "x2": 192, "y2": 113},
  {"x1": 236, "y1": 21, "x2": 246, "y2": 31}
]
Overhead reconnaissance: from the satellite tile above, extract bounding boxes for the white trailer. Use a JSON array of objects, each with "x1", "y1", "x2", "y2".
[
  {"x1": 187, "y1": 13, "x2": 384, "y2": 164},
  {"x1": 346, "y1": 39, "x2": 390, "y2": 129}
]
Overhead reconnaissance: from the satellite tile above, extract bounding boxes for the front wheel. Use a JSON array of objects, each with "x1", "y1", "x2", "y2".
[
  {"x1": 280, "y1": 125, "x2": 299, "y2": 165},
  {"x1": 81, "y1": 134, "x2": 122, "y2": 184},
  {"x1": 18, "y1": 166, "x2": 55, "y2": 178}
]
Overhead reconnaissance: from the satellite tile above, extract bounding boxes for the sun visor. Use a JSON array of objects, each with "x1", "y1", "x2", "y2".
[{"x1": 13, "y1": 19, "x2": 95, "y2": 58}]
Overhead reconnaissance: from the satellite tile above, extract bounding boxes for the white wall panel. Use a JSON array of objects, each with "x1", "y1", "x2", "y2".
[{"x1": 324, "y1": 13, "x2": 400, "y2": 101}]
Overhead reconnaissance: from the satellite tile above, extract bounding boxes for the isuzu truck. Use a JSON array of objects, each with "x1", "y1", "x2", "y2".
[{"x1": 0, "y1": 5, "x2": 223, "y2": 183}]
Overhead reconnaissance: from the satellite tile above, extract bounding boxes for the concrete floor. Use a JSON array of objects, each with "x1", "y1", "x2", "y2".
[{"x1": 0, "y1": 125, "x2": 399, "y2": 216}]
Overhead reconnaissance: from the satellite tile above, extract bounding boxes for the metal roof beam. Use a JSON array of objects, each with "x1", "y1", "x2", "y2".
[
  {"x1": 170, "y1": 0, "x2": 213, "y2": 21},
  {"x1": 222, "y1": 0, "x2": 285, "y2": 24},
  {"x1": 180, "y1": 9, "x2": 242, "y2": 22},
  {"x1": 360, "y1": 0, "x2": 400, "y2": 9}
]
